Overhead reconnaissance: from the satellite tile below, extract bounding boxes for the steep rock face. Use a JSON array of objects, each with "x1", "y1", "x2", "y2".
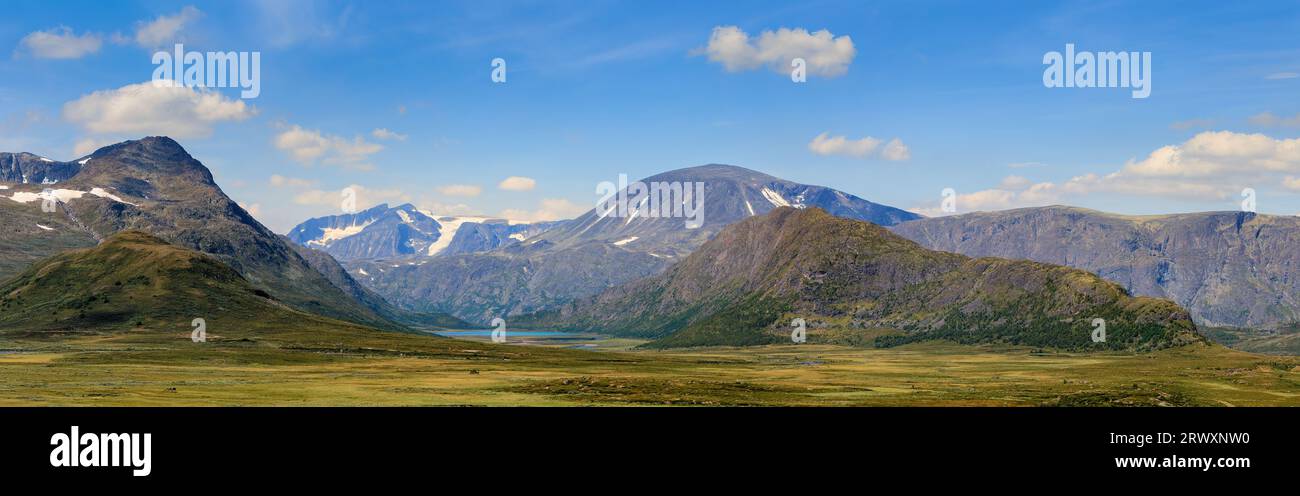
[
  {"x1": 1, "y1": 137, "x2": 406, "y2": 331},
  {"x1": 0, "y1": 152, "x2": 80, "y2": 185},
  {"x1": 530, "y1": 207, "x2": 1200, "y2": 350},
  {"x1": 351, "y1": 164, "x2": 920, "y2": 324},
  {"x1": 889, "y1": 206, "x2": 1300, "y2": 328}
]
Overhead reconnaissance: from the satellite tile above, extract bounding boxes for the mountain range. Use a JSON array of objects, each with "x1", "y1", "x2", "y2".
[
  {"x1": 286, "y1": 203, "x2": 564, "y2": 260},
  {"x1": 1, "y1": 136, "x2": 1291, "y2": 354},
  {"x1": 889, "y1": 206, "x2": 1300, "y2": 329},
  {"x1": 520, "y1": 207, "x2": 1200, "y2": 350},
  {"x1": 0, "y1": 137, "x2": 466, "y2": 332},
  {"x1": 342, "y1": 164, "x2": 922, "y2": 323}
]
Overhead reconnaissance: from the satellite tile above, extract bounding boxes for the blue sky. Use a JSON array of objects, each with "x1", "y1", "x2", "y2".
[{"x1": 2, "y1": 0, "x2": 1298, "y2": 231}]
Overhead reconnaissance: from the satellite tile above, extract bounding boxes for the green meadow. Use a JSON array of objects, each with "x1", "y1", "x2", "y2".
[{"x1": 1, "y1": 325, "x2": 1296, "y2": 406}]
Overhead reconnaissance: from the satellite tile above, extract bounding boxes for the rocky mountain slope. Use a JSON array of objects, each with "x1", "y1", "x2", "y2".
[
  {"x1": 0, "y1": 152, "x2": 81, "y2": 185},
  {"x1": 0, "y1": 137, "x2": 449, "y2": 331},
  {"x1": 348, "y1": 164, "x2": 921, "y2": 323},
  {"x1": 525, "y1": 207, "x2": 1200, "y2": 350},
  {"x1": 889, "y1": 206, "x2": 1300, "y2": 328}
]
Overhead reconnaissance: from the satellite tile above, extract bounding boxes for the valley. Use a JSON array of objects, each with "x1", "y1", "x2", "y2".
[{"x1": 0, "y1": 328, "x2": 1296, "y2": 406}]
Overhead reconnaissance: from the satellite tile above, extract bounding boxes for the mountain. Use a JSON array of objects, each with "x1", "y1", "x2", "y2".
[
  {"x1": 523, "y1": 207, "x2": 1200, "y2": 350},
  {"x1": 0, "y1": 152, "x2": 81, "y2": 185},
  {"x1": 286, "y1": 203, "x2": 563, "y2": 261},
  {"x1": 888, "y1": 206, "x2": 1300, "y2": 328},
  {"x1": 0, "y1": 231, "x2": 389, "y2": 336},
  {"x1": 347, "y1": 164, "x2": 922, "y2": 323},
  {"x1": 286, "y1": 239, "x2": 472, "y2": 329},
  {"x1": 0, "y1": 199, "x2": 98, "y2": 280},
  {"x1": 0, "y1": 137, "x2": 421, "y2": 331}
]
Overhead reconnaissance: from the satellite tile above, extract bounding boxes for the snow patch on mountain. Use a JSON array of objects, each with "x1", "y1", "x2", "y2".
[
  {"x1": 309, "y1": 221, "x2": 373, "y2": 247},
  {"x1": 424, "y1": 215, "x2": 490, "y2": 256}
]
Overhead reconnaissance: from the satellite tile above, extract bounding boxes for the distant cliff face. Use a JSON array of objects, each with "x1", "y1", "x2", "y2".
[
  {"x1": 890, "y1": 206, "x2": 1300, "y2": 328},
  {"x1": 0, "y1": 152, "x2": 81, "y2": 185}
]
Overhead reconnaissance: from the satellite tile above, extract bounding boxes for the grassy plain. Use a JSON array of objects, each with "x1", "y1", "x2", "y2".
[{"x1": 1, "y1": 325, "x2": 1297, "y2": 406}]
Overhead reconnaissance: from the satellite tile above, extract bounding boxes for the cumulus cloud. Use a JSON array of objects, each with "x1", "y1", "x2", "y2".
[
  {"x1": 1248, "y1": 112, "x2": 1300, "y2": 128},
  {"x1": 498, "y1": 176, "x2": 536, "y2": 191},
  {"x1": 910, "y1": 178, "x2": 1062, "y2": 217},
  {"x1": 437, "y1": 184, "x2": 482, "y2": 197},
  {"x1": 695, "y1": 25, "x2": 855, "y2": 77},
  {"x1": 269, "y1": 174, "x2": 318, "y2": 188},
  {"x1": 133, "y1": 6, "x2": 202, "y2": 48},
  {"x1": 808, "y1": 132, "x2": 909, "y2": 161},
  {"x1": 274, "y1": 124, "x2": 383, "y2": 171},
  {"x1": 72, "y1": 138, "x2": 116, "y2": 157},
  {"x1": 371, "y1": 128, "x2": 407, "y2": 141},
  {"x1": 18, "y1": 26, "x2": 102, "y2": 59},
  {"x1": 499, "y1": 198, "x2": 588, "y2": 222},
  {"x1": 62, "y1": 80, "x2": 255, "y2": 139},
  {"x1": 293, "y1": 184, "x2": 410, "y2": 210},
  {"x1": 912, "y1": 130, "x2": 1300, "y2": 216},
  {"x1": 880, "y1": 138, "x2": 911, "y2": 161}
]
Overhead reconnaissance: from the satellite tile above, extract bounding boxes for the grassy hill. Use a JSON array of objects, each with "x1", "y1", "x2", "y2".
[
  {"x1": 0, "y1": 230, "x2": 405, "y2": 339},
  {"x1": 528, "y1": 207, "x2": 1202, "y2": 350}
]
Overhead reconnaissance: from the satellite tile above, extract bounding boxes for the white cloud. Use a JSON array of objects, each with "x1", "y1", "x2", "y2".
[
  {"x1": 1119, "y1": 131, "x2": 1300, "y2": 179},
  {"x1": 695, "y1": 25, "x2": 855, "y2": 77},
  {"x1": 881, "y1": 138, "x2": 911, "y2": 161},
  {"x1": 371, "y1": 128, "x2": 407, "y2": 141},
  {"x1": 437, "y1": 184, "x2": 482, "y2": 197},
  {"x1": 1248, "y1": 112, "x2": 1300, "y2": 128},
  {"x1": 62, "y1": 80, "x2": 255, "y2": 139},
  {"x1": 913, "y1": 131, "x2": 1300, "y2": 215},
  {"x1": 499, "y1": 198, "x2": 587, "y2": 222},
  {"x1": 498, "y1": 176, "x2": 536, "y2": 191},
  {"x1": 1283, "y1": 176, "x2": 1300, "y2": 191},
  {"x1": 72, "y1": 138, "x2": 115, "y2": 157},
  {"x1": 809, "y1": 133, "x2": 879, "y2": 157},
  {"x1": 274, "y1": 124, "x2": 383, "y2": 171},
  {"x1": 999, "y1": 175, "x2": 1032, "y2": 190},
  {"x1": 133, "y1": 6, "x2": 202, "y2": 48},
  {"x1": 18, "y1": 26, "x2": 102, "y2": 59},
  {"x1": 1265, "y1": 72, "x2": 1299, "y2": 80},
  {"x1": 293, "y1": 184, "x2": 410, "y2": 210},
  {"x1": 808, "y1": 132, "x2": 909, "y2": 161},
  {"x1": 910, "y1": 178, "x2": 1062, "y2": 217},
  {"x1": 269, "y1": 174, "x2": 318, "y2": 188}
]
